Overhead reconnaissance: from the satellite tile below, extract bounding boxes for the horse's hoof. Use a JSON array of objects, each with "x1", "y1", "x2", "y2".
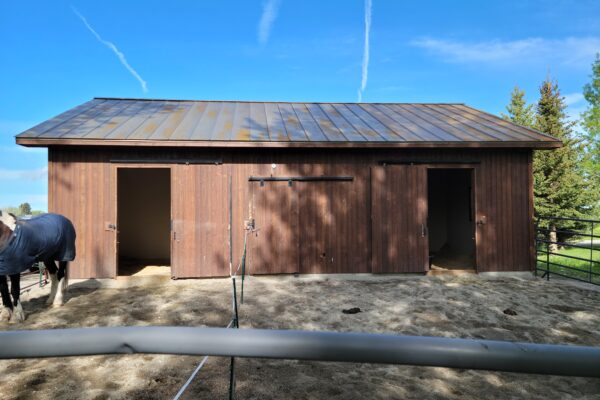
[
  {"x1": 52, "y1": 296, "x2": 64, "y2": 307},
  {"x1": 9, "y1": 303, "x2": 24, "y2": 323},
  {"x1": 0, "y1": 307, "x2": 12, "y2": 322}
]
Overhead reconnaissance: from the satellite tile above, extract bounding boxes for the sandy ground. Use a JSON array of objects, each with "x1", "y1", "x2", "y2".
[{"x1": 0, "y1": 273, "x2": 600, "y2": 399}]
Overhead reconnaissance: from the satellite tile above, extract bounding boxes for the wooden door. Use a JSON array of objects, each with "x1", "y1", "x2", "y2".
[
  {"x1": 249, "y1": 181, "x2": 299, "y2": 274},
  {"x1": 171, "y1": 164, "x2": 229, "y2": 278},
  {"x1": 371, "y1": 164, "x2": 428, "y2": 273},
  {"x1": 297, "y1": 178, "x2": 370, "y2": 274}
]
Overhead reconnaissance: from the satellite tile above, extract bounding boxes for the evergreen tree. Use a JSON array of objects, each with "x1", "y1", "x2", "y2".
[
  {"x1": 18, "y1": 202, "x2": 32, "y2": 216},
  {"x1": 501, "y1": 86, "x2": 535, "y2": 127},
  {"x1": 533, "y1": 78, "x2": 589, "y2": 249},
  {"x1": 582, "y1": 53, "x2": 600, "y2": 202}
]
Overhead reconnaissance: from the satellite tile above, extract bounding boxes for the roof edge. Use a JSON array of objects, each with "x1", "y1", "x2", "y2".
[
  {"x1": 16, "y1": 137, "x2": 562, "y2": 150},
  {"x1": 92, "y1": 97, "x2": 466, "y2": 105},
  {"x1": 460, "y1": 104, "x2": 560, "y2": 142}
]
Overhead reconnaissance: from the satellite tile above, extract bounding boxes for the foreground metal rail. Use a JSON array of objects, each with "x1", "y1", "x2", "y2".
[{"x1": 1, "y1": 327, "x2": 599, "y2": 378}]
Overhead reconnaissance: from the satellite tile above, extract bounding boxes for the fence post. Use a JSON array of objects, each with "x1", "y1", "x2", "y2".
[
  {"x1": 534, "y1": 218, "x2": 539, "y2": 277},
  {"x1": 591, "y1": 222, "x2": 594, "y2": 284},
  {"x1": 546, "y1": 219, "x2": 550, "y2": 281}
]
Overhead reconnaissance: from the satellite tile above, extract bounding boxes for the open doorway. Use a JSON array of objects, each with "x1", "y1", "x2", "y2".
[
  {"x1": 117, "y1": 168, "x2": 171, "y2": 276},
  {"x1": 427, "y1": 168, "x2": 476, "y2": 271}
]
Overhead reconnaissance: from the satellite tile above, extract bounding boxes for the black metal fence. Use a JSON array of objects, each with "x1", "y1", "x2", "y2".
[
  {"x1": 535, "y1": 216, "x2": 600, "y2": 285},
  {"x1": 20, "y1": 262, "x2": 47, "y2": 293}
]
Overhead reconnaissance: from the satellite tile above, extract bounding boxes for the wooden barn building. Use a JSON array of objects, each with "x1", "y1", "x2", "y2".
[{"x1": 15, "y1": 98, "x2": 560, "y2": 279}]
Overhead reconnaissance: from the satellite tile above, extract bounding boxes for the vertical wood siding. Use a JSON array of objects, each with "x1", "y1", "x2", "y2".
[{"x1": 48, "y1": 147, "x2": 534, "y2": 278}]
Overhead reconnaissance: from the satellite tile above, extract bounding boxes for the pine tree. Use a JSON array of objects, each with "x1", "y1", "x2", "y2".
[
  {"x1": 18, "y1": 202, "x2": 32, "y2": 216},
  {"x1": 533, "y1": 78, "x2": 589, "y2": 250},
  {"x1": 501, "y1": 86, "x2": 535, "y2": 127},
  {"x1": 582, "y1": 53, "x2": 600, "y2": 202}
]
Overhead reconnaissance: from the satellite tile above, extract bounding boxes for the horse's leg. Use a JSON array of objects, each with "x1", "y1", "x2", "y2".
[
  {"x1": 0, "y1": 275, "x2": 12, "y2": 321},
  {"x1": 44, "y1": 260, "x2": 59, "y2": 305},
  {"x1": 53, "y1": 261, "x2": 68, "y2": 306},
  {"x1": 9, "y1": 274, "x2": 24, "y2": 323}
]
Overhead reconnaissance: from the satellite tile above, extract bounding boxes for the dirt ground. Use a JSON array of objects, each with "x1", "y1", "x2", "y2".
[{"x1": 1, "y1": 273, "x2": 600, "y2": 399}]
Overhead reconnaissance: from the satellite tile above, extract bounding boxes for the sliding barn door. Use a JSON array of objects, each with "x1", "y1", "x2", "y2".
[
  {"x1": 248, "y1": 166, "x2": 370, "y2": 275},
  {"x1": 171, "y1": 164, "x2": 229, "y2": 278},
  {"x1": 249, "y1": 181, "x2": 299, "y2": 274},
  {"x1": 371, "y1": 165, "x2": 428, "y2": 273}
]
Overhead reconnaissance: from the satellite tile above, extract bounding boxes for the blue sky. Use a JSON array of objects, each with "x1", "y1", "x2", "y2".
[{"x1": 1, "y1": 0, "x2": 599, "y2": 211}]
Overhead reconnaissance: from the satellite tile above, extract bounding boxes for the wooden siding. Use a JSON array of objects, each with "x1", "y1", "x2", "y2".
[{"x1": 48, "y1": 147, "x2": 534, "y2": 278}]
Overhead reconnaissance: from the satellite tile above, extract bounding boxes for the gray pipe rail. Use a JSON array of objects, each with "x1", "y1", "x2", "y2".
[{"x1": 0, "y1": 327, "x2": 599, "y2": 378}]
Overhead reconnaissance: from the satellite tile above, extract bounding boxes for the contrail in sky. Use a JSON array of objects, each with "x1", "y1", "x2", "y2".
[
  {"x1": 72, "y1": 7, "x2": 148, "y2": 93},
  {"x1": 258, "y1": 0, "x2": 281, "y2": 45},
  {"x1": 358, "y1": 0, "x2": 372, "y2": 102}
]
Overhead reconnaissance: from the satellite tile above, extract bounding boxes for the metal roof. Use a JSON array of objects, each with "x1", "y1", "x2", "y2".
[{"x1": 15, "y1": 98, "x2": 561, "y2": 148}]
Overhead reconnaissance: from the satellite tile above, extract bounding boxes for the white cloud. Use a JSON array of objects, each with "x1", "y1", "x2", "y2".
[
  {"x1": 411, "y1": 37, "x2": 600, "y2": 67},
  {"x1": 0, "y1": 166, "x2": 48, "y2": 181},
  {"x1": 562, "y1": 93, "x2": 586, "y2": 133},
  {"x1": 358, "y1": 0, "x2": 372, "y2": 102},
  {"x1": 72, "y1": 7, "x2": 148, "y2": 93},
  {"x1": 258, "y1": 0, "x2": 281, "y2": 45},
  {"x1": 563, "y1": 92, "x2": 585, "y2": 106}
]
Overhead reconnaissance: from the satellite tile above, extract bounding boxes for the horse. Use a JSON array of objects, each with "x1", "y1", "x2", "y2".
[{"x1": 0, "y1": 211, "x2": 76, "y2": 323}]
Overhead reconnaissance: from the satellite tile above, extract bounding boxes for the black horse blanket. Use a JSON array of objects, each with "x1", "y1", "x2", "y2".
[{"x1": 0, "y1": 214, "x2": 76, "y2": 275}]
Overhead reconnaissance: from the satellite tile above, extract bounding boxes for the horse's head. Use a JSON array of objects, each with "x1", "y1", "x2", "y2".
[{"x1": 0, "y1": 210, "x2": 17, "y2": 232}]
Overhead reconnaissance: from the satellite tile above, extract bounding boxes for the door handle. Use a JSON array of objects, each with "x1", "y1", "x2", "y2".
[{"x1": 421, "y1": 224, "x2": 427, "y2": 237}]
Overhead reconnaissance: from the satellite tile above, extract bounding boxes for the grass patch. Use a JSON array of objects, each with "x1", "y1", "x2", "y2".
[{"x1": 537, "y1": 244, "x2": 600, "y2": 284}]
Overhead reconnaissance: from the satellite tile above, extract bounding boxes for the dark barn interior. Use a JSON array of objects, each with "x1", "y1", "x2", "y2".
[
  {"x1": 427, "y1": 168, "x2": 475, "y2": 270},
  {"x1": 117, "y1": 168, "x2": 171, "y2": 276}
]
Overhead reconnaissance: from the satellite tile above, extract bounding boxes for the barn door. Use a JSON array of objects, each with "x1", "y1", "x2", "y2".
[
  {"x1": 371, "y1": 164, "x2": 428, "y2": 273},
  {"x1": 297, "y1": 177, "x2": 370, "y2": 274},
  {"x1": 249, "y1": 181, "x2": 299, "y2": 274},
  {"x1": 171, "y1": 164, "x2": 229, "y2": 278}
]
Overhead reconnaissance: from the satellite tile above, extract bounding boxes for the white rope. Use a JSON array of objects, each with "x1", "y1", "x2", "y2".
[
  {"x1": 172, "y1": 321, "x2": 234, "y2": 399},
  {"x1": 172, "y1": 355, "x2": 209, "y2": 400}
]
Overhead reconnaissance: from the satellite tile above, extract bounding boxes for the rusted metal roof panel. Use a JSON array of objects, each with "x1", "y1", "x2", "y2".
[
  {"x1": 249, "y1": 102, "x2": 269, "y2": 141},
  {"x1": 62, "y1": 100, "x2": 136, "y2": 139},
  {"x1": 336, "y1": 104, "x2": 385, "y2": 141},
  {"x1": 305, "y1": 104, "x2": 346, "y2": 141},
  {"x1": 231, "y1": 102, "x2": 251, "y2": 141},
  {"x1": 377, "y1": 104, "x2": 440, "y2": 141},
  {"x1": 16, "y1": 98, "x2": 562, "y2": 148},
  {"x1": 169, "y1": 102, "x2": 208, "y2": 140},
  {"x1": 210, "y1": 102, "x2": 235, "y2": 141},
  {"x1": 84, "y1": 100, "x2": 150, "y2": 139},
  {"x1": 318, "y1": 103, "x2": 364, "y2": 141},
  {"x1": 292, "y1": 103, "x2": 328, "y2": 141},
  {"x1": 190, "y1": 102, "x2": 222, "y2": 140},
  {"x1": 393, "y1": 104, "x2": 462, "y2": 141},
  {"x1": 278, "y1": 103, "x2": 307, "y2": 141},
  {"x1": 38, "y1": 100, "x2": 111, "y2": 138},
  {"x1": 20, "y1": 100, "x2": 98, "y2": 138},
  {"x1": 264, "y1": 103, "x2": 288, "y2": 141},
  {"x1": 106, "y1": 100, "x2": 166, "y2": 140}
]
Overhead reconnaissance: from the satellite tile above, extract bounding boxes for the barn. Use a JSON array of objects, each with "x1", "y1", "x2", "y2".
[{"x1": 15, "y1": 98, "x2": 561, "y2": 279}]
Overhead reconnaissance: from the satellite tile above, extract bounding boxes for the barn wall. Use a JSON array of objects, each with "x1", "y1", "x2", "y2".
[{"x1": 49, "y1": 147, "x2": 534, "y2": 278}]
